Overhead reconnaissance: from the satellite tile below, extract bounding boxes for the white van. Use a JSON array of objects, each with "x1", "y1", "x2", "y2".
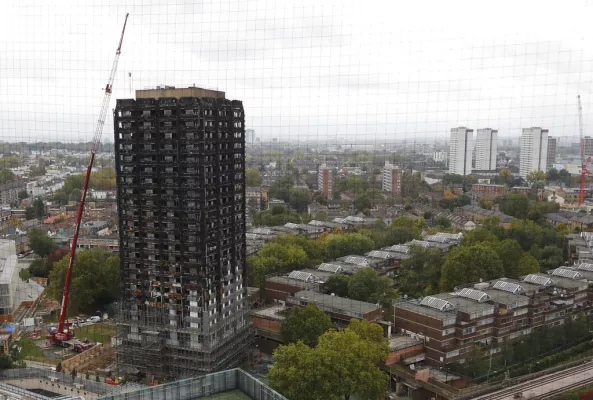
[{"x1": 86, "y1": 316, "x2": 101, "y2": 323}]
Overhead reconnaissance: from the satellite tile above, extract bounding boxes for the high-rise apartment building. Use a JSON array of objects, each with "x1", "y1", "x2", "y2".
[
  {"x1": 448, "y1": 127, "x2": 473, "y2": 175},
  {"x1": 520, "y1": 127, "x2": 548, "y2": 178},
  {"x1": 583, "y1": 137, "x2": 593, "y2": 159},
  {"x1": 547, "y1": 137, "x2": 557, "y2": 168},
  {"x1": 474, "y1": 128, "x2": 498, "y2": 171},
  {"x1": 113, "y1": 87, "x2": 252, "y2": 379},
  {"x1": 382, "y1": 162, "x2": 403, "y2": 195},
  {"x1": 318, "y1": 164, "x2": 333, "y2": 199}
]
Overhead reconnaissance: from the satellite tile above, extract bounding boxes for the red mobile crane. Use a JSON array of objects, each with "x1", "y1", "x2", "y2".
[
  {"x1": 578, "y1": 95, "x2": 591, "y2": 206},
  {"x1": 47, "y1": 14, "x2": 129, "y2": 344}
]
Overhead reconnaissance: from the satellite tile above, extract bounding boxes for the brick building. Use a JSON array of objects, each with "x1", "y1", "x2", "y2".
[
  {"x1": 394, "y1": 273, "x2": 590, "y2": 367},
  {"x1": 471, "y1": 183, "x2": 506, "y2": 198}
]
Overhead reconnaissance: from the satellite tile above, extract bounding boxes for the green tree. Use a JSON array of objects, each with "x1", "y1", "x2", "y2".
[
  {"x1": 461, "y1": 228, "x2": 500, "y2": 247},
  {"x1": 0, "y1": 353, "x2": 13, "y2": 369},
  {"x1": 507, "y1": 218, "x2": 545, "y2": 250},
  {"x1": 18, "y1": 189, "x2": 28, "y2": 201},
  {"x1": 30, "y1": 163, "x2": 47, "y2": 177},
  {"x1": 48, "y1": 249, "x2": 120, "y2": 315},
  {"x1": 245, "y1": 168, "x2": 262, "y2": 187},
  {"x1": 547, "y1": 168, "x2": 559, "y2": 182},
  {"x1": 89, "y1": 166, "x2": 116, "y2": 190},
  {"x1": 399, "y1": 246, "x2": 444, "y2": 297},
  {"x1": 0, "y1": 168, "x2": 15, "y2": 184},
  {"x1": 28, "y1": 258, "x2": 50, "y2": 277},
  {"x1": 268, "y1": 341, "x2": 329, "y2": 400},
  {"x1": 496, "y1": 239, "x2": 524, "y2": 278},
  {"x1": 280, "y1": 303, "x2": 333, "y2": 347},
  {"x1": 435, "y1": 216, "x2": 451, "y2": 228},
  {"x1": 440, "y1": 244, "x2": 504, "y2": 291},
  {"x1": 289, "y1": 188, "x2": 310, "y2": 212},
  {"x1": 31, "y1": 198, "x2": 45, "y2": 220},
  {"x1": 269, "y1": 323, "x2": 388, "y2": 400},
  {"x1": 348, "y1": 267, "x2": 396, "y2": 305},
  {"x1": 526, "y1": 170, "x2": 547, "y2": 187},
  {"x1": 269, "y1": 175, "x2": 294, "y2": 203},
  {"x1": 28, "y1": 227, "x2": 58, "y2": 258},
  {"x1": 354, "y1": 195, "x2": 371, "y2": 212},
  {"x1": 532, "y1": 245, "x2": 563, "y2": 271},
  {"x1": 347, "y1": 319, "x2": 388, "y2": 353},
  {"x1": 18, "y1": 268, "x2": 30, "y2": 281},
  {"x1": 498, "y1": 193, "x2": 530, "y2": 218},
  {"x1": 516, "y1": 253, "x2": 540, "y2": 276},
  {"x1": 324, "y1": 233, "x2": 374, "y2": 260},
  {"x1": 323, "y1": 275, "x2": 351, "y2": 297}
]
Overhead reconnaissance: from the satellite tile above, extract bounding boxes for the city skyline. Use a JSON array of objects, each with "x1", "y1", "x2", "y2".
[{"x1": 0, "y1": 1, "x2": 592, "y2": 143}]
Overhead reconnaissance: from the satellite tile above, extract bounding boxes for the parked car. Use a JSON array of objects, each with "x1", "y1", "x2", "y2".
[{"x1": 86, "y1": 316, "x2": 101, "y2": 323}]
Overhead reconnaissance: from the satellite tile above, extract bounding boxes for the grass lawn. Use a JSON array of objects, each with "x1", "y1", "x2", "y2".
[
  {"x1": 199, "y1": 390, "x2": 252, "y2": 400},
  {"x1": 19, "y1": 337, "x2": 46, "y2": 359},
  {"x1": 73, "y1": 322, "x2": 114, "y2": 344}
]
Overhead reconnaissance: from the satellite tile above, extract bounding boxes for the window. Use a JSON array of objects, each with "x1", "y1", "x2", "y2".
[
  {"x1": 477, "y1": 318, "x2": 494, "y2": 326},
  {"x1": 463, "y1": 327, "x2": 476, "y2": 335},
  {"x1": 442, "y1": 328, "x2": 455, "y2": 336},
  {"x1": 514, "y1": 308, "x2": 527, "y2": 316},
  {"x1": 446, "y1": 350, "x2": 459, "y2": 359}
]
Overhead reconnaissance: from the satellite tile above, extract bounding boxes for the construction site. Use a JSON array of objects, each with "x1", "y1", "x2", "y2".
[{"x1": 113, "y1": 87, "x2": 253, "y2": 381}]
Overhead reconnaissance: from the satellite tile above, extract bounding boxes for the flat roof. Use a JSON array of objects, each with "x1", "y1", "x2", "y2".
[
  {"x1": 395, "y1": 301, "x2": 456, "y2": 321},
  {"x1": 389, "y1": 335, "x2": 422, "y2": 351},
  {"x1": 299, "y1": 268, "x2": 334, "y2": 280},
  {"x1": 481, "y1": 288, "x2": 529, "y2": 308},
  {"x1": 251, "y1": 304, "x2": 287, "y2": 321},
  {"x1": 266, "y1": 276, "x2": 311, "y2": 289},
  {"x1": 135, "y1": 87, "x2": 226, "y2": 99},
  {"x1": 432, "y1": 293, "x2": 495, "y2": 314},
  {"x1": 290, "y1": 290, "x2": 380, "y2": 315}
]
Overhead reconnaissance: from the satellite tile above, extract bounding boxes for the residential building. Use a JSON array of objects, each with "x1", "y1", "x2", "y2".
[
  {"x1": 394, "y1": 274, "x2": 590, "y2": 367},
  {"x1": 75, "y1": 238, "x2": 119, "y2": 253},
  {"x1": 113, "y1": 87, "x2": 252, "y2": 379},
  {"x1": 547, "y1": 137, "x2": 557, "y2": 168},
  {"x1": 474, "y1": 128, "x2": 497, "y2": 171},
  {"x1": 286, "y1": 290, "x2": 383, "y2": 325},
  {"x1": 0, "y1": 182, "x2": 25, "y2": 206},
  {"x1": 471, "y1": 184, "x2": 506, "y2": 198},
  {"x1": 318, "y1": 164, "x2": 333, "y2": 199},
  {"x1": 382, "y1": 162, "x2": 403, "y2": 195},
  {"x1": 433, "y1": 151, "x2": 448, "y2": 163},
  {"x1": 520, "y1": 127, "x2": 548, "y2": 178},
  {"x1": 0, "y1": 239, "x2": 43, "y2": 322},
  {"x1": 448, "y1": 127, "x2": 473, "y2": 176},
  {"x1": 0, "y1": 240, "x2": 18, "y2": 322},
  {"x1": 584, "y1": 137, "x2": 593, "y2": 159},
  {"x1": 246, "y1": 187, "x2": 263, "y2": 212}
]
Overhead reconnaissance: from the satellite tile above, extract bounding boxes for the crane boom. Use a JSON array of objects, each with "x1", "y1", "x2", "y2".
[
  {"x1": 55, "y1": 13, "x2": 129, "y2": 341},
  {"x1": 579, "y1": 95, "x2": 590, "y2": 206}
]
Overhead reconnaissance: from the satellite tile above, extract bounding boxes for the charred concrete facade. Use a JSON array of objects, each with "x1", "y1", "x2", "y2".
[{"x1": 113, "y1": 88, "x2": 252, "y2": 380}]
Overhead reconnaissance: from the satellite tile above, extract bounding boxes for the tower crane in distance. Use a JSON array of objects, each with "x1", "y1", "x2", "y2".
[
  {"x1": 578, "y1": 95, "x2": 591, "y2": 206},
  {"x1": 46, "y1": 13, "x2": 129, "y2": 344}
]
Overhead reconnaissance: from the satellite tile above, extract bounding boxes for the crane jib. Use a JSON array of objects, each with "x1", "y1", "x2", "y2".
[{"x1": 53, "y1": 13, "x2": 129, "y2": 340}]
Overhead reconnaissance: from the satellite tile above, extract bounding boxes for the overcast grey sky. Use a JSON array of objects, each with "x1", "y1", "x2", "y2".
[{"x1": 1, "y1": 0, "x2": 592, "y2": 144}]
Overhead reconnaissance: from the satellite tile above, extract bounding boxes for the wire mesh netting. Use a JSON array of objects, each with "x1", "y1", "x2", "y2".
[{"x1": 1, "y1": 0, "x2": 593, "y2": 399}]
